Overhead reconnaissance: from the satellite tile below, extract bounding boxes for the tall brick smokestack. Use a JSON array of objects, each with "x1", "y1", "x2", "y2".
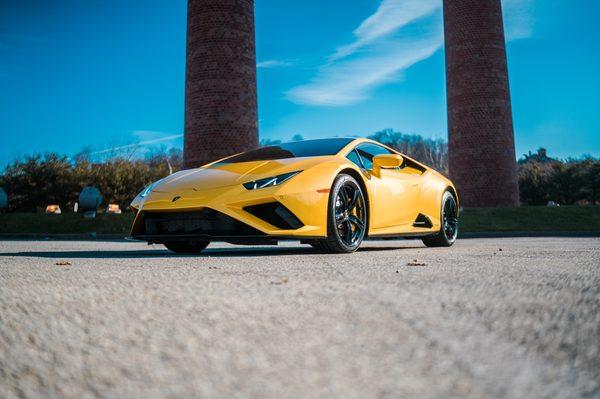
[
  {"x1": 184, "y1": 0, "x2": 259, "y2": 169},
  {"x1": 444, "y1": 0, "x2": 520, "y2": 207}
]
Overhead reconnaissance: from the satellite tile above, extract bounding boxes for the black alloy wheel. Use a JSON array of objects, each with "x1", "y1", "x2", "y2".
[
  {"x1": 442, "y1": 194, "x2": 458, "y2": 241},
  {"x1": 422, "y1": 191, "x2": 458, "y2": 247},
  {"x1": 314, "y1": 174, "x2": 367, "y2": 253},
  {"x1": 164, "y1": 240, "x2": 210, "y2": 254}
]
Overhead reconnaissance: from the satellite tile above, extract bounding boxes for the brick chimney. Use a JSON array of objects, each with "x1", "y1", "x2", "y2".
[
  {"x1": 184, "y1": 0, "x2": 259, "y2": 169},
  {"x1": 444, "y1": 0, "x2": 520, "y2": 207}
]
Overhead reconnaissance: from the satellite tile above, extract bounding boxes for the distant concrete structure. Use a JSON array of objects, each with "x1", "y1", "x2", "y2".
[
  {"x1": 184, "y1": 0, "x2": 259, "y2": 169},
  {"x1": 79, "y1": 186, "x2": 102, "y2": 218},
  {"x1": 79, "y1": 186, "x2": 102, "y2": 211},
  {"x1": 444, "y1": 0, "x2": 520, "y2": 207}
]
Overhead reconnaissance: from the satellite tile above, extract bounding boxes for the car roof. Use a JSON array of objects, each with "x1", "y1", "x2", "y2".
[{"x1": 206, "y1": 137, "x2": 428, "y2": 171}]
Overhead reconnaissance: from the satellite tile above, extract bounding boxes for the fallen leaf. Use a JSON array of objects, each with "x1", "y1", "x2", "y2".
[
  {"x1": 270, "y1": 278, "x2": 288, "y2": 285},
  {"x1": 407, "y1": 259, "x2": 426, "y2": 267},
  {"x1": 55, "y1": 261, "x2": 71, "y2": 266}
]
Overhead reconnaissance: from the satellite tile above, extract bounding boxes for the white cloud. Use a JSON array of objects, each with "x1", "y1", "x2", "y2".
[
  {"x1": 91, "y1": 131, "x2": 183, "y2": 156},
  {"x1": 131, "y1": 130, "x2": 183, "y2": 144},
  {"x1": 288, "y1": 1, "x2": 443, "y2": 107},
  {"x1": 257, "y1": 60, "x2": 295, "y2": 69},
  {"x1": 503, "y1": 0, "x2": 535, "y2": 40},
  {"x1": 331, "y1": 0, "x2": 440, "y2": 62},
  {"x1": 288, "y1": 0, "x2": 535, "y2": 107},
  {"x1": 288, "y1": 32, "x2": 442, "y2": 106}
]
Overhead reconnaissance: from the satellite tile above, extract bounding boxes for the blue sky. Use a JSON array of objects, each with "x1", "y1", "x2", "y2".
[{"x1": 0, "y1": 0, "x2": 599, "y2": 166}]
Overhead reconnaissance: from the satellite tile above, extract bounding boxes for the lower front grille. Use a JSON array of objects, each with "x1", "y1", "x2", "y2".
[{"x1": 141, "y1": 209, "x2": 263, "y2": 237}]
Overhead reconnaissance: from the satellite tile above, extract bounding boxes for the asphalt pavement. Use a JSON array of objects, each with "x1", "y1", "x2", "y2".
[{"x1": 0, "y1": 238, "x2": 598, "y2": 398}]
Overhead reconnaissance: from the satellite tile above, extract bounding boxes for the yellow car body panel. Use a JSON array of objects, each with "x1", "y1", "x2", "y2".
[{"x1": 130, "y1": 138, "x2": 457, "y2": 241}]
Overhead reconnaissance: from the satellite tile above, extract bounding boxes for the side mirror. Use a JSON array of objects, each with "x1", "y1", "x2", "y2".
[{"x1": 372, "y1": 154, "x2": 404, "y2": 176}]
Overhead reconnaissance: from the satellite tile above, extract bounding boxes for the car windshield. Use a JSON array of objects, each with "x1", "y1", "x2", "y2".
[{"x1": 214, "y1": 138, "x2": 354, "y2": 164}]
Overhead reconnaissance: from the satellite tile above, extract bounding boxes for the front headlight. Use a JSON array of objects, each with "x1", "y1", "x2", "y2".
[
  {"x1": 139, "y1": 181, "x2": 158, "y2": 198},
  {"x1": 243, "y1": 171, "x2": 302, "y2": 190}
]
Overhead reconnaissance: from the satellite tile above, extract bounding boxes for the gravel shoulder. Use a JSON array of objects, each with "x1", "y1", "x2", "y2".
[{"x1": 0, "y1": 238, "x2": 598, "y2": 398}]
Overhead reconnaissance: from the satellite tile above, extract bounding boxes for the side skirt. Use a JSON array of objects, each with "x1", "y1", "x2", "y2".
[{"x1": 366, "y1": 231, "x2": 437, "y2": 240}]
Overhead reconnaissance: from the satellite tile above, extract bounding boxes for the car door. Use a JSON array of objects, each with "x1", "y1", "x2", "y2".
[{"x1": 353, "y1": 143, "x2": 421, "y2": 231}]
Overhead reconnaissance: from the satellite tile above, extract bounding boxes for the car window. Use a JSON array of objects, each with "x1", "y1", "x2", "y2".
[
  {"x1": 355, "y1": 143, "x2": 393, "y2": 170},
  {"x1": 213, "y1": 138, "x2": 354, "y2": 165},
  {"x1": 346, "y1": 149, "x2": 363, "y2": 168}
]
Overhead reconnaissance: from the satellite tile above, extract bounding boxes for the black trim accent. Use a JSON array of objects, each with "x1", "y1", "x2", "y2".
[
  {"x1": 413, "y1": 213, "x2": 433, "y2": 228},
  {"x1": 402, "y1": 157, "x2": 427, "y2": 173},
  {"x1": 129, "y1": 234, "x2": 325, "y2": 244},
  {"x1": 367, "y1": 231, "x2": 434, "y2": 239},
  {"x1": 243, "y1": 202, "x2": 304, "y2": 230},
  {"x1": 224, "y1": 238, "x2": 278, "y2": 246},
  {"x1": 140, "y1": 209, "x2": 263, "y2": 237}
]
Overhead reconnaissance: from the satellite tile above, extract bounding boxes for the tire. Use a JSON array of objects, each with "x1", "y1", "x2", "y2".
[
  {"x1": 314, "y1": 174, "x2": 367, "y2": 253},
  {"x1": 422, "y1": 191, "x2": 458, "y2": 247},
  {"x1": 164, "y1": 240, "x2": 210, "y2": 254}
]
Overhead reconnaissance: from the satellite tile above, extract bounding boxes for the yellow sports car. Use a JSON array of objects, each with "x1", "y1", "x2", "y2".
[{"x1": 130, "y1": 138, "x2": 459, "y2": 253}]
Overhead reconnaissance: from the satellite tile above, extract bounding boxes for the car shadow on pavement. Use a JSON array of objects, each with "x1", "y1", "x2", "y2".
[{"x1": 0, "y1": 245, "x2": 420, "y2": 259}]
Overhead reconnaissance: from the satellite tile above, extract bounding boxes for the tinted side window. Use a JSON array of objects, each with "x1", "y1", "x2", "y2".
[
  {"x1": 356, "y1": 143, "x2": 393, "y2": 170},
  {"x1": 346, "y1": 149, "x2": 363, "y2": 168},
  {"x1": 214, "y1": 138, "x2": 354, "y2": 165}
]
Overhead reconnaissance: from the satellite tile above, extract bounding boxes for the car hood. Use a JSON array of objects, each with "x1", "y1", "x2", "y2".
[{"x1": 152, "y1": 156, "x2": 330, "y2": 193}]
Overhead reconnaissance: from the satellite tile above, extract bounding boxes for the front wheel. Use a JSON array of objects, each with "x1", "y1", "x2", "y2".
[
  {"x1": 422, "y1": 191, "x2": 458, "y2": 247},
  {"x1": 313, "y1": 174, "x2": 367, "y2": 253},
  {"x1": 164, "y1": 240, "x2": 210, "y2": 254}
]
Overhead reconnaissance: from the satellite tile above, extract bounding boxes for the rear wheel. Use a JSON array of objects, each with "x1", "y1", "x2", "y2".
[
  {"x1": 314, "y1": 174, "x2": 367, "y2": 253},
  {"x1": 164, "y1": 240, "x2": 210, "y2": 254},
  {"x1": 422, "y1": 191, "x2": 458, "y2": 247}
]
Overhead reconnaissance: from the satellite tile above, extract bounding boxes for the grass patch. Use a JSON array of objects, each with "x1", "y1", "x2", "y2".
[
  {"x1": 460, "y1": 206, "x2": 600, "y2": 232},
  {"x1": 0, "y1": 212, "x2": 134, "y2": 235},
  {"x1": 0, "y1": 206, "x2": 598, "y2": 235}
]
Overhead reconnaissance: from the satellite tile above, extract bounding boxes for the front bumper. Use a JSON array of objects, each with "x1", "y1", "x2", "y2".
[{"x1": 129, "y1": 181, "x2": 329, "y2": 241}]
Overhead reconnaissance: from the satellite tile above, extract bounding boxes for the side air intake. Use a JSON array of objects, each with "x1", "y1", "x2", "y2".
[
  {"x1": 243, "y1": 202, "x2": 304, "y2": 230},
  {"x1": 413, "y1": 213, "x2": 433, "y2": 228}
]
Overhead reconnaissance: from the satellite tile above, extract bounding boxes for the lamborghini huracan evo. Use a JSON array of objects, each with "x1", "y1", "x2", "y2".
[{"x1": 129, "y1": 138, "x2": 459, "y2": 253}]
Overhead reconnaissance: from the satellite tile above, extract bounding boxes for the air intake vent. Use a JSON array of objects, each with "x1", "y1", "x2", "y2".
[
  {"x1": 141, "y1": 209, "x2": 263, "y2": 236},
  {"x1": 413, "y1": 213, "x2": 433, "y2": 228},
  {"x1": 244, "y1": 202, "x2": 304, "y2": 230}
]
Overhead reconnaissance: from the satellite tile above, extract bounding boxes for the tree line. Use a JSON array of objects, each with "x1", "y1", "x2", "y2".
[
  {"x1": 517, "y1": 148, "x2": 599, "y2": 206},
  {"x1": 0, "y1": 133, "x2": 598, "y2": 212},
  {"x1": 0, "y1": 149, "x2": 182, "y2": 212}
]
